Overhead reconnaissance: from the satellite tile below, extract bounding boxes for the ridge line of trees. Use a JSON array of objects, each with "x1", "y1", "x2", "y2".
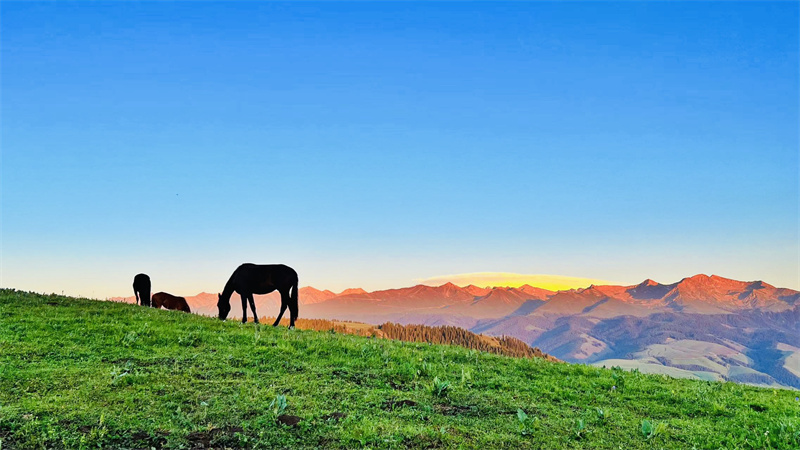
[{"x1": 264, "y1": 316, "x2": 559, "y2": 362}]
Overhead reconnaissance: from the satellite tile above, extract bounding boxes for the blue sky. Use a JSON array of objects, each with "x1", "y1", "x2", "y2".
[{"x1": 2, "y1": 2, "x2": 798, "y2": 298}]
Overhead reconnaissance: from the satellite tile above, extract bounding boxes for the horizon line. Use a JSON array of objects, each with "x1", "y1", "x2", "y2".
[{"x1": 91, "y1": 272, "x2": 785, "y2": 299}]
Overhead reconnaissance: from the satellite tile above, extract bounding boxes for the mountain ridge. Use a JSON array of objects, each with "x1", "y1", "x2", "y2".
[{"x1": 109, "y1": 274, "x2": 800, "y2": 322}]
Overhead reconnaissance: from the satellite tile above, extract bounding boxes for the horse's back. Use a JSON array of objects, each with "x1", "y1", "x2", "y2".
[
  {"x1": 233, "y1": 263, "x2": 297, "y2": 294},
  {"x1": 236, "y1": 263, "x2": 297, "y2": 280},
  {"x1": 152, "y1": 292, "x2": 190, "y2": 313},
  {"x1": 133, "y1": 273, "x2": 150, "y2": 289}
]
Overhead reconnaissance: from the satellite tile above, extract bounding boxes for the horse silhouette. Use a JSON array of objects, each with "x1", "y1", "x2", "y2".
[
  {"x1": 218, "y1": 263, "x2": 299, "y2": 327},
  {"x1": 133, "y1": 273, "x2": 151, "y2": 307},
  {"x1": 152, "y1": 292, "x2": 191, "y2": 313}
]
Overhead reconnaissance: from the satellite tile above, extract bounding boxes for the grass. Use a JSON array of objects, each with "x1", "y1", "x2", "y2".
[{"x1": 1, "y1": 289, "x2": 799, "y2": 449}]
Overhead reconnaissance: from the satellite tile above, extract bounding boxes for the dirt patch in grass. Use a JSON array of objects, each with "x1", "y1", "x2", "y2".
[
  {"x1": 320, "y1": 412, "x2": 347, "y2": 421},
  {"x1": 277, "y1": 415, "x2": 303, "y2": 427},
  {"x1": 129, "y1": 430, "x2": 170, "y2": 448},
  {"x1": 186, "y1": 426, "x2": 243, "y2": 448}
]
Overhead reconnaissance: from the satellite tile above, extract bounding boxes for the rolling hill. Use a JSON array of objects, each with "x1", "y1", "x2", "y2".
[{"x1": 2, "y1": 289, "x2": 799, "y2": 449}]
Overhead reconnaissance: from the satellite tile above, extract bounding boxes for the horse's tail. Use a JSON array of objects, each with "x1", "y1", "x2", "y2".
[
  {"x1": 290, "y1": 273, "x2": 299, "y2": 320},
  {"x1": 291, "y1": 275, "x2": 299, "y2": 306}
]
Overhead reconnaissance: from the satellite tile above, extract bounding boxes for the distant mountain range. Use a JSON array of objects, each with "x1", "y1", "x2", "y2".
[{"x1": 111, "y1": 274, "x2": 800, "y2": 389}]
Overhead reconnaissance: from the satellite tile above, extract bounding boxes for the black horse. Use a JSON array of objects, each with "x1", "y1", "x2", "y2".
[
  {"x1": 133, "y1": 273, "x2": 151, "y2": 307},
  {"x1": 218, "y1": 263, "x2": 299, "y2": 327}
]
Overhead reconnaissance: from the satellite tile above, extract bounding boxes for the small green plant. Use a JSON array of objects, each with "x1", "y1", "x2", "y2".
[
  {"x1": 460, "y1": 366, "x2": 472, "y2": 385},
  {"x1": 641, "y1": 419, "x2": 653, "y2": 438},
  {"x1": 178, "y1": 332, "x2": 201, "y2": 347},
  {"x1": 269, "y1": 394, "x2": 287, "y2": 416},
  {"x1": 595, "y1": 407, "x2": 607, "y2": 422},
  {"x1": 431, "y1": 377, "x2": 450, "y2": 397},
  {"x1": 418, "y1": 362, "x2": 432, "y2": 377},
  {"x1": 121, "y1": 331, "x2": 138, "y2": 347},
  {"x1": 109, "y1": 362, "x2": 137, "y2": 385},
  {"x1": 611, "y1": 371, "x2": 626, "y2": 392},
  {"x1": 516, "y1": 408, "x2": 538, "y2": 435},
  {"x1": 573, "y1": 418, "x2": 586, "y2": 439},
  {"x1": 641, "y1": 419, "x2": 666, "y2": 439}
]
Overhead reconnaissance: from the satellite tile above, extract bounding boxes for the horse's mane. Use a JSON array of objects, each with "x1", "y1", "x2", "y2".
[{"x1": 220, "y1": 270, "x2": 237, "y2": 303}]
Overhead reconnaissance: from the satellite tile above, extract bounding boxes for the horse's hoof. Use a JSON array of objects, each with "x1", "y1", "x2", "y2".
[{"x1": 289, "y1": 325, "x2": 296, "y2": 330}]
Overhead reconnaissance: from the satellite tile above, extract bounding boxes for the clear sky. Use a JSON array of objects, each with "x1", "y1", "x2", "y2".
[{"x1": 2, "y1": 2, "x2": 798, "y2": 298}]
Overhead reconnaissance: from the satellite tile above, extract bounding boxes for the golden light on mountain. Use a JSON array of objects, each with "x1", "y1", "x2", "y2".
[{"x1": 416, "y1": 272, "x2": 616, "y2": 291}]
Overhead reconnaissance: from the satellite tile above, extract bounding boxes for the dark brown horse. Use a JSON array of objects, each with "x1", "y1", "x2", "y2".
[
  {"x1": 218, "y1": 263, "x2": 299, "y2": 327},
  {"x1": 133, "y1": 273, "x2": 151, "y2": 307},
  {"x1": 152, "y1": 292, "x2": 191, "y2": 313}
]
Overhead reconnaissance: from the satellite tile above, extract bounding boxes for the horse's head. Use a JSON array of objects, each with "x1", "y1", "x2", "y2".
[{"x1": 217, "y1": 293, "x2": 231, "y2": 320}]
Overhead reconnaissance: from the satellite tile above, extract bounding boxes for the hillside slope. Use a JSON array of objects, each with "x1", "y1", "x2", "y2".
[{"x1": 2, "y1": 290, "x2": 799, "y2": 449}]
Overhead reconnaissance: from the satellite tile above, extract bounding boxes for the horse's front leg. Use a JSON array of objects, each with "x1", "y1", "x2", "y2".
[
  {"x1": 248, "y1": 295, "x2": 259, "y2": 324},
  {"x1": 241, "y1": 293, "x2": 248, "y2": 323}
]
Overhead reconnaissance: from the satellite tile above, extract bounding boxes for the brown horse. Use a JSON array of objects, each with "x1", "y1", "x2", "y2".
[
  {"x1": 133, "y1": 273, "x2": 151, "y2": 307},
  {"x1": 152, "y1": 292, "x2": 191, "y2": 313},
  {"x1": 217, "y1": 263, "x2": 298, "y2": 327}
]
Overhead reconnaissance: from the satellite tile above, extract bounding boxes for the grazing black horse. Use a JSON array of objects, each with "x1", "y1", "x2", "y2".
[
  {"x1": 133, "y1": 273, "x2": 151, "y2": 307},
  {"x1": 218, "y1": 263, "x2": 299, "y2": 327}
]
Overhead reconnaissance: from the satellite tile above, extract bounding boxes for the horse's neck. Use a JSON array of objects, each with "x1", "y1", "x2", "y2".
[{"x1": 221, "y1": 275, "x2": 237, "y2": 301}]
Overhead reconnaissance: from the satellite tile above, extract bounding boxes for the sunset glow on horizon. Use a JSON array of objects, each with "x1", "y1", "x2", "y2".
[{"x1": 417, "y1": 273, "x2": 618, "y2": 292}]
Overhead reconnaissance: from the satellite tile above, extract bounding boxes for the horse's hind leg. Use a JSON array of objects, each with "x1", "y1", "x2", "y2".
[
  {"x1": 288, "y1": 301, "x2": 297, "y2": 329},
  {"x1": 273, "y1": 293, "x2": 288, "y2": 327},
  {"x1": 241, "y1": 293, "x2": 248, "y2": 323},
  {"x1": 248, "y1": 295, "x2": 259, "y2": 324}
]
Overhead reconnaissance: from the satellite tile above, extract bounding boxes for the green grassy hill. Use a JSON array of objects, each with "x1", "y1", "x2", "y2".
[{"x1": 1, "y1": 290, "x2": 799, "y2": 449}]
